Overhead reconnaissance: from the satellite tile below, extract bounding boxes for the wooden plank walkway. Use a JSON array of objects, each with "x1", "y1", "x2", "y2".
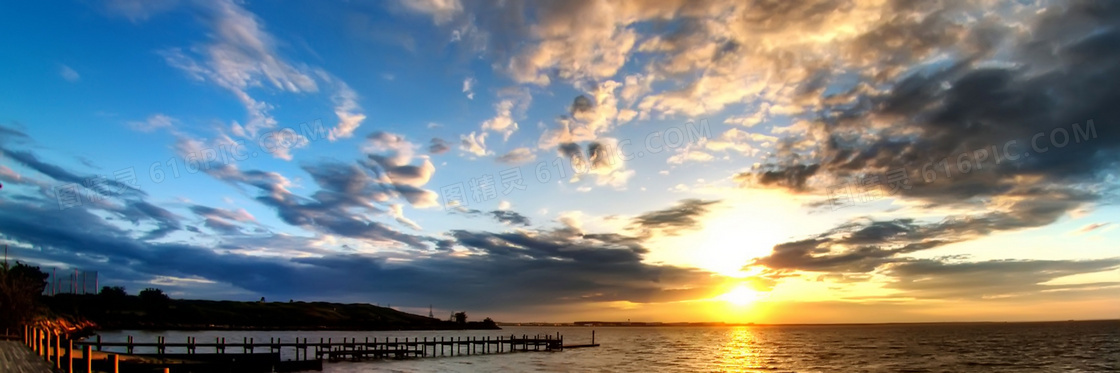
[{"x1": 0, "y1": 340, "x2": 54, "y2": 373}]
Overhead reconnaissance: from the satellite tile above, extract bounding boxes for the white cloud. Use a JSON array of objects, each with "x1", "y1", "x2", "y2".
[
  {"x1": 389, "y1": 203, "x2": 423, "y2": 231},
  {"x1": 129, "y1": 114, "x2": 176, "y2": 132},
  {"x1": 398, "y1": 0, "x2": 463, "y2": 25},
  {"x1": 327, "y1": 80, "x2": 367, "y2": 141},
  {"x1": 482, "y1": 100, "x2": 518, "y2": 141},
  {"x1": 462, "y1": 77, "x2": 475, "y2": 100},
  {"x1": 459, "y1": 131, "x2": 490, "y2": 157},
  {"x1": 157, "y1": 0, "x2": 370, "y2": 160},
  {"x1": 480, "y1": 88, "x2": 531, "y2": 141},
  {"x1": 59, "y1": 65, "x2": 80, "y2": 82}
]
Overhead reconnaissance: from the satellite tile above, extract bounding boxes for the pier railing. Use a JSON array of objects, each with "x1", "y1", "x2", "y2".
[
  {"x1": 76, "y1": 333, "x2": 568, "y2": 360},
  {"x1": 21, "y1": 324, "x2": 598, "y2": 372}
]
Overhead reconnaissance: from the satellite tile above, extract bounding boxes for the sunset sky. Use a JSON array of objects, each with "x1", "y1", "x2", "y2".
[{"x1": 1, "y1": 0, "x2": 1117, "y2": 323}]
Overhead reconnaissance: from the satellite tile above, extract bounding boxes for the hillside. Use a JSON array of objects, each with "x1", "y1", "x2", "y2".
[{"x1": 42, "y1": 294, "x2": 500, "y2": 331}]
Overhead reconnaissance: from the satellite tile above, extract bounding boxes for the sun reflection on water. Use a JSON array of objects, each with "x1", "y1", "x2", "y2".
[{"x1": 716, "y1": 326, "x2": 768, "y2": 372}]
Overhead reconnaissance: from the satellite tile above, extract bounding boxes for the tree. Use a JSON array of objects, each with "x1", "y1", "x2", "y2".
[
  {"x1": 139, "y1": 288, "x2": 171, "y2": 315},
  {"x1": 139, "y1": 288, "x2": 169, "y2": 303},
  {"x1": 453, "y1": 311, "x2": 467, "y2": 325},
  {"x1": 0, "y1": 261, "x2": 49, "y2": 330},
  {"x1": 99, "y1": 286, "x2": 126, "y2": 298}
]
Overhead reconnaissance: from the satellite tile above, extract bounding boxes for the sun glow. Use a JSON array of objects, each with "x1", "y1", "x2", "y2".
[{"x1": 719, "y1": 285, "x2": 760, "y2": 306}]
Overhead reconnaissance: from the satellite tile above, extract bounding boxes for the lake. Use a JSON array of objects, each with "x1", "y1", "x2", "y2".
[{"x1": 94, "y1": 320, "x2": 1119, "y2": 372}]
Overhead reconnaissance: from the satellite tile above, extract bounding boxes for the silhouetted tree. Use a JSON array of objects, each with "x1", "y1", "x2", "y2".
[
  {"x1": 139, "y1": 288, "x2": 171, "y2": 315},
  {"x1": 99, "y1": 286, "x2": 126, "y2": 298},
  {"x1": 454, "y1": 311, "x2": 467, "y2": 325},
  {"x1": 0, "y1": 261, "x2": 48, "y2": 330}
]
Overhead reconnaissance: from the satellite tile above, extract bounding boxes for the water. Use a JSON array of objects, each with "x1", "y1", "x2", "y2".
[{"x1": 94, "y1": 321, "x2": 1119, "y2": 372}]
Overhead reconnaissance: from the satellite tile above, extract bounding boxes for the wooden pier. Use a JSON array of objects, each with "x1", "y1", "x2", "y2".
[{"x1": 17, "y1": 324, "x2": 598, "y2": 372}]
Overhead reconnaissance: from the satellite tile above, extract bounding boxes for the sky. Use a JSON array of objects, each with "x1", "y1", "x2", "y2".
[{"x1": 0, "y1": 0, "x2": 1118, "y2": 324}]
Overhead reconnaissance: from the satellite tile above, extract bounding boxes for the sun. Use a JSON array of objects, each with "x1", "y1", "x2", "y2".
[{"x1": 719, "y1": 285, "x2": 760, "y2": 306}]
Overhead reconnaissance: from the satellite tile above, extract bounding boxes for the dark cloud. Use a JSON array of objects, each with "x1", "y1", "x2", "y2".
[
  {"x1": 0, "y1": 186, "x2": 724, "y2": 310},
  {"x1": 569, "y1": 95, "x2": 593, "y2": 115},
  {"x1": 116, "y1": 200, "x2": 182, "y2": 240},
  {"x1": 881, "y1": 259, "x2": 1120, "y2": 300},
  {"x1": 191, "y1": 157, "x2": 432, "y2": 250},
  {"x1": 743, "y1": 2, "x2": 1120, "y2": 208},
  {"x1": 587, "y1": 142, "x2": 612, "y2": 170},
  {"x1": 489, "y1": 210, "x2": 530, "y2": 226},
  {"x1": 557, "y1": 142, "x2": 589, "y2": 171},
  {"x1": 428, "y1": 138, "x2": 450, "y2": 154},
  {"x1": 753, "y1": 189, "x2": 1094, "y2": 273},
  {"x1": 737, "y1": 2, "x2": 1120, "y2": 289},
  {"x1": 188, "y1": 205, "x2": 255, "y2": 235},
  {"x1": 630, "y1": 199, "x2": 720, "y2": 236},
  {"x1": 1, "y1": 148, "x2": 144, "y2": 198},
  {"x1": 455, "y1": 207, "x2": 532, "y2": 227}
]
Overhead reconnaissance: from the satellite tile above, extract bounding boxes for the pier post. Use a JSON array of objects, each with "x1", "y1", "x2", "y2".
[
  {"x1": 126, "y1": 335, "x2": 133, "y2": 354},
  {"x1": 96, "y1": 335, "x2": 102, "y2": 351},
  {"x1": 592, "y1": 330, "x2": 595, "y2": 344},
  {"x1": 67, "y1": 338, "x2": 73, "y2": 373},
  {"x1": 84, "y1": 345, "x2": 92, "y2": 373},
  {"x1": 45, "y1": 329, "x2": 51, "y2": 360},
  {"x1": 55, "y1": 332, "x2": 62, "y2": 369},
  {"x1": 110, "y1": 353, "x2": 119, "y2": 373}
]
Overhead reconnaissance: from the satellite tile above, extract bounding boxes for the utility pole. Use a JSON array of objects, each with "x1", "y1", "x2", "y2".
[{"x1": 429, "y1": 304, "x2": 434, "y2": 318}]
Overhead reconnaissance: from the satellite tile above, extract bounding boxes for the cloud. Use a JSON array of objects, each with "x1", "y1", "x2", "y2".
[
  {"x1": 160, "y1": 0, "x2": 317, "y2": 142},
  {"x1": 462, "y1": 77, "x2": 475, "y2": 100},
  {"x1": 102, "y1": 0, "x2": 178, "y2": 22},
  {"x1": 455, "y1": 206, "x2": 531, "y2": 227},
  {"x1": 1, "y1": 146, "x2": 143, "y2": 198},
  {"x1": 480, "y1": 88, "x2": 530, "y2": 141},
  {"x1": 397, "y1": 0, "x2": 463, "y2": 25},
  {"x1": 555, "y1": 138, "x2": 634, "y2": 189},
  {"x1": 155, "y1": 0, "x2": 365, "y2": 160},
  {"x1": 881, "y1": 259, "x2": 1120, "y2": 300},
  {"x1": 189, "y1": 205, "x2": 256, "y2": 235},
  {"x1": 59, "y1": 65, "x2": 80, "y2": 82},
  {"x1": 0, "y1": 187, "x2": 726, "y2": 311},
  {"x1": 539, "y1": 82, "x2": 626, "y2": 149},
  {"x1": 496, "y1": 147, "x2": 535, "y2": 165},
  {"x1": 428, "y1": 138, "x2": 451, "y2": 154},
  {"x1": 1075, "y1": 222, "x2": 1111, "y2": 235},
  {"x1": 489, "y1": 210, "x2": 530, "y2": 226},
  {"x1": 630, "y1": 199, "x2": 720, "y2": 237},
  {"x1": 724, "y1": 2, "x2": 1120, "y2": 293},
  {"x1": 459, "y1": 131, "x2": 489, "y2": 156},
  {"x1": 389, "y1": 203, "x2": 423, "y2": 231},
  {"x1": 128, "y1": 114, "x2": 175, "y2": 132},
  {"x1": 752, "y1": 189, "x2": 1096, "y2": 274},
  {"x1": 481, "y1": 100, "x2": 519, "y2": 141},
  {"x1": 326, "y1": 80, "x2": 367, "y2": 141}
]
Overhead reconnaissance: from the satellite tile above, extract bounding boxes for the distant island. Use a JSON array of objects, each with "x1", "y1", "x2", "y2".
[{"x1": 41, "y1": 287, "x2": 499, "y2": 332}]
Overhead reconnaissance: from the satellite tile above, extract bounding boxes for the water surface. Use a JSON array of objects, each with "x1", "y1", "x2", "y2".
[{"x1": 95, "y1": 320, "x2": 1120, "y2": 372}]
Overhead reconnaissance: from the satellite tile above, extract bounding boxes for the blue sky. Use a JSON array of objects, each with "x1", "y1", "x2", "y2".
[{"x1": 1, "y1": 0, "x2": 1118, "y2": 323}]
